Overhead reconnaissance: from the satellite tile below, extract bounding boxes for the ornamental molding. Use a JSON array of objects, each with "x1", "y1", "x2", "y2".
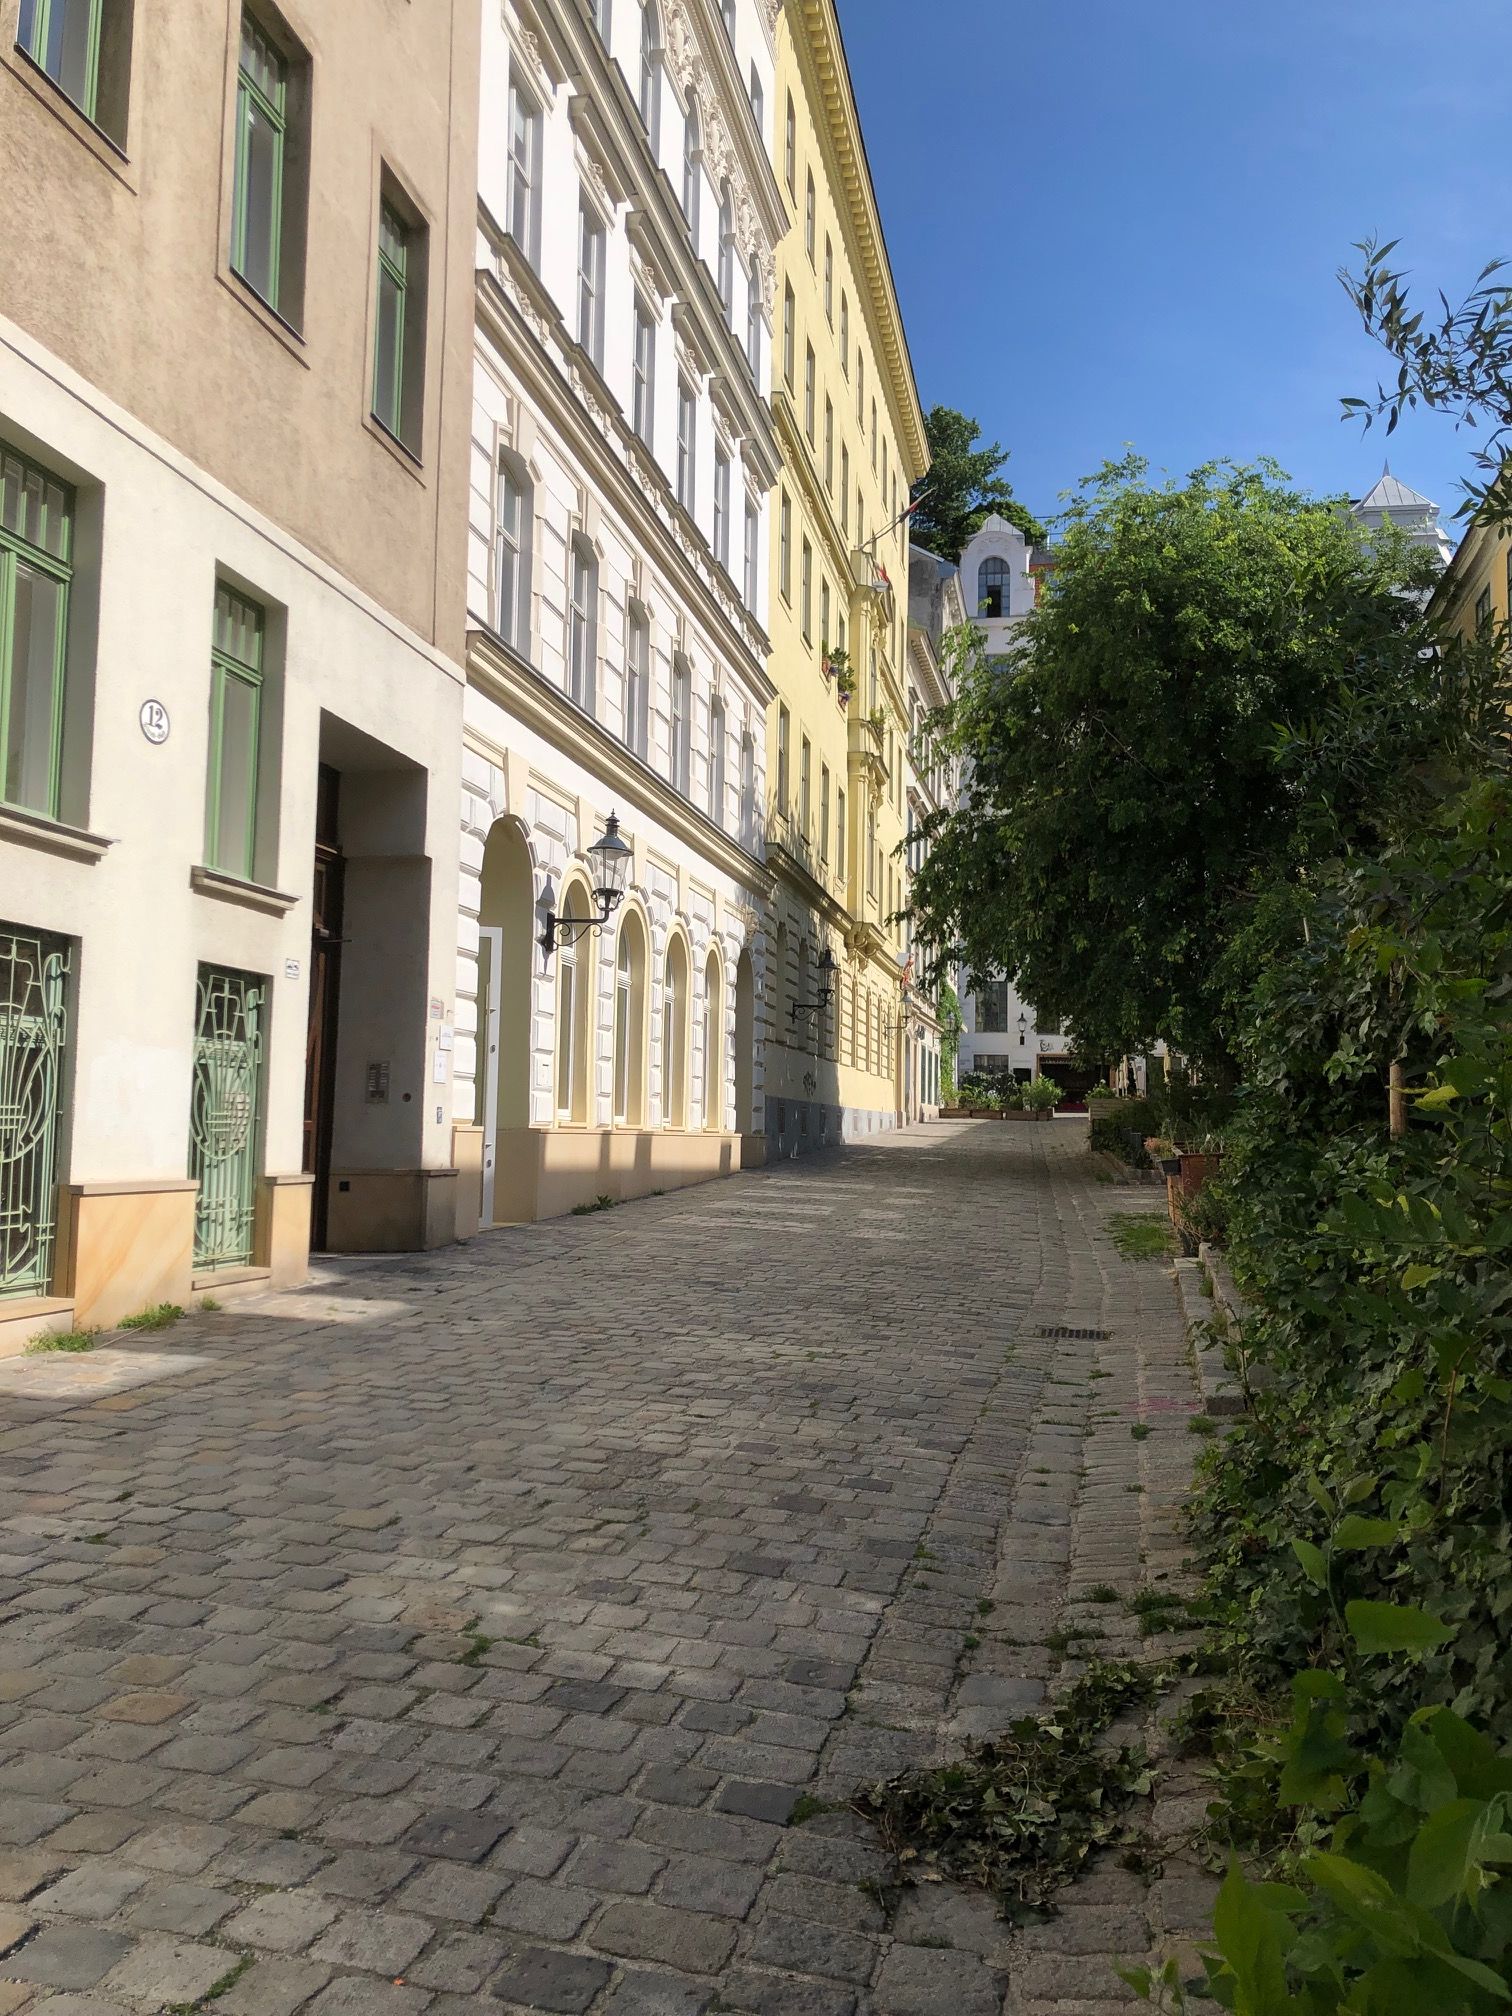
[{"x1": 662, "y1": 0, "x2": 777, "y2": 313}]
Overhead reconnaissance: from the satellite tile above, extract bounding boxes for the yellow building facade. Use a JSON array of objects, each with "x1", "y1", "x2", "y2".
[{"x1": 761, "y1": 0, "x2": 929, "y2": 1155}]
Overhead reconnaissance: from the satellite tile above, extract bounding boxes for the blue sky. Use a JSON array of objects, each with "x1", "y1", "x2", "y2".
[{"x1": 839, "y1": 0, "x2": 1506, "y2": 538}]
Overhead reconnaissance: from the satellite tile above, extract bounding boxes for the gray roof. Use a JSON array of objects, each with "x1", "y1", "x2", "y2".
[{"x1": 1356, "y1": 467, "x2": 1437, "y2": 513}]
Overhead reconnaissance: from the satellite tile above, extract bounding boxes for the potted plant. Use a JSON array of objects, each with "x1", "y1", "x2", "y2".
[
  {"x1": 867, "y1": 705, "x2": 886, "y2": 737},
  {"x1": 1022, "y1": 1074, "x2": 1062, "y2": 1121},
  {"x1": 1177, "y1": 1130, "x2": 1225, "y2": 1198},
  {"x1": 1147, "y1": 1135, "x2": 1182, "y2": 1178}
]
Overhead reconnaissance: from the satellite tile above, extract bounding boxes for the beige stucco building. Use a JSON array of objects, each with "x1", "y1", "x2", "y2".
[{"x1": 0, "y1": 0, "x2": 480, "y2": 1347}]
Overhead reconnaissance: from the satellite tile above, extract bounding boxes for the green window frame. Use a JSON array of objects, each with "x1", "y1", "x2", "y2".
[
  {"x1": 0, "y1": 440, "x2": 74, "y2": 821},
  {"x1": 231, "y1": 12, "x2": 287, "y2": 310},
  {"x1": 16, "y1": 0, "x2": 103, "y2": 121},
  {"x1": 372, "y1": 199, "x2": 409, "y2": 440},
  {"x1": 206, "y1": 583, "x2": 264, "y2": 882}
]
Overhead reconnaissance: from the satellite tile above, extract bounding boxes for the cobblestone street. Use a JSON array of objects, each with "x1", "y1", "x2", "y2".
[{"x1": 0, "y1": 1121, "x2": 1209, "y2": 2016}]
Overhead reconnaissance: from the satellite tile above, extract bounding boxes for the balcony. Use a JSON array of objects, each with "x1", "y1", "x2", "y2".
[{"x1": 847, "y1": 710, "x2": 886, "y2": 791}]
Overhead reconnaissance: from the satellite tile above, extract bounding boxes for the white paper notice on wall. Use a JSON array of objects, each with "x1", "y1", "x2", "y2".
[
  {"x1": 437, "y1": 1024, "x2": 454, "y2": 1052},
  {"x1": 433, "y1": 1052, "x2": 449, "y2": 1084}
]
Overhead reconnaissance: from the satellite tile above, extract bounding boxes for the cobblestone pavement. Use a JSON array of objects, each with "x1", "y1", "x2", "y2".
[{"x1": 0, "y1": 1120, "x2": 1212, "y2": 2016}]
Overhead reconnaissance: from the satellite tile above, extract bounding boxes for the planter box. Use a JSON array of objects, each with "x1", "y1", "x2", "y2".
[{"x1": 1178, "y1": 1152, "x2": 1223, "y2": 1198}]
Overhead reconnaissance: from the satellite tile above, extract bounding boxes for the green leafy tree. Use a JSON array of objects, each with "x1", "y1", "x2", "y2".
[
  {"x1": 907, "y1": 455, "x2": 1441, "y2": 1077},
  {"x1": 1343, "y1": 237, "x2": 1512, "y2": 526},
  {"x1": 910, "y1": 406, "x2": 1045, "y2": 559}
]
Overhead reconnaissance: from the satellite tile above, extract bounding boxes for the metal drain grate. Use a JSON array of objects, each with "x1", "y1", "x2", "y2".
[{"x1": 1035, "y1": 1325, "x2": 1111, "y2": 1341}]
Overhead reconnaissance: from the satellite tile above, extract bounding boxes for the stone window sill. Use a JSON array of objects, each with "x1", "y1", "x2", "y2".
[
  {"x1": 0, "y1": 802, "x2": 114, "y2": 863},
  {"x1": 190, "y1": 865, "x2": 300, "y2": 916}
]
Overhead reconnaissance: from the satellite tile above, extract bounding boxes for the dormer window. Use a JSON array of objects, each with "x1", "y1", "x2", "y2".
[{"x1": 978, "y1": 555, "x2": 1011, "y2": 619}]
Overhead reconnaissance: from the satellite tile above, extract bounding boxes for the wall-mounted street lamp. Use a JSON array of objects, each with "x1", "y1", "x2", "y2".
[
  {"x1": 537, "y1": 813, "x2": 631, "y2": 966},
  {"x1": 789, "y1": 946, "x2": 838, "y2": 1028},
  {"x1": 1018, "y1": 1012, "x2": 1029, "y2": 1045}
]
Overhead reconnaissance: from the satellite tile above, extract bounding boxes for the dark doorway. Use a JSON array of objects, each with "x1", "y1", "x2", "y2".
[
  {"x1": 1040, "y1": 1055, "x2": 1101, "y2": 1111},
  {"x1": 303, "y1": 764, "x2": 344, "y2": 1249}
]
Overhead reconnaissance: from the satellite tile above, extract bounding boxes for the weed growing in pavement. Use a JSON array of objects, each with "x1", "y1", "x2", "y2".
[
  {"x1": 1186, "y1": 1414, "x2": 1217, "y2": 1437},
  {"x1": 1130, "y1": 1422, "x2": 1151, "y2": 1441},
  {"x1": 1128, "y1": 1586, "x2": 1193, "y2": 1634},
  {"x1": 1108, "y1": 1213, "x2": 1177, "y2": 1261},
  {"x1": 1086, "y1": 1584, "x2": 1121, "y2": 1604},
  {"x1": 856, "y1": 1660, "x2": 1161, "y2": 1920},
  {"x1": 571, "y1": 1194, "x2": 617, "y2": 1215},
  {"x1": 27, "y1": 1327, "x2": 99, "y2": 1353},
  {"x1": 200, "y1": 1297, "x2": 223, "y2": 1312},
  {"x1": 118, "y1": 1302, "x2": 184, "y2": 1331}
]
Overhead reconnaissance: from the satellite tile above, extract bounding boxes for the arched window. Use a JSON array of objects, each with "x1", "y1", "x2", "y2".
[
  {"x1": 614, "y1": 913, "x2": 648, "y2": 1126},
  {"x1": 978, "y1": 555, "x2": 1011, "y2": 619},
  {"x1": 749, "y1": 64, "x2": 763, "y2": 133},
  {"x1": 556, "y1": 883, "x2": 592, "y2": 1123},
  {"x1": 639, "y1": 2, "x2": 661, "y2": 150},
  {"x1": 662, "y1": 936, "x2": 689, "y2": 1126},
  {"x1": 702, "y1": 950, "x2": 723, "y2": 1130},
  {"x1": 709, "y1": 692, "x2": 726, "y2": 827},
  {"x1": 746, "y1": 257, "x2": 762, "y2": 378},
  {"x1": 496, "y1": 454, "x2": 532, "y2": 653},
  {"x1": 717, "y1": 182, "x2": 735, "y2": 321},
  {"x1": 682, "y1": 97, "x2": 701, "y2": 243}
]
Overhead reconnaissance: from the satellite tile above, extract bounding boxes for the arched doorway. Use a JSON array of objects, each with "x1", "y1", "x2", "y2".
[
  {"x1": 734, "y1": 946, "x2": 755, "y2": 1135},
  {"x1": 477, "y1": 820, "x2": 533, "y2": 1225}
]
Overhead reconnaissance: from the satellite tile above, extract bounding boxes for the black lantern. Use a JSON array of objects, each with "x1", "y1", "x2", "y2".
[
  {"x1": 790, "y1": 945, "x2": 839, "y2": 1027},
  {"x1": 538, "y1": 813, "x2": 631, "y2": 964},
  {"x1": 1018, "y1": 1012, "x2": 1029, "y2": 1044}
]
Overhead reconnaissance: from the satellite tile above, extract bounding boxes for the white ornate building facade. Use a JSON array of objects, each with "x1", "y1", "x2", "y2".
[
  {"x1": 903, "y1": 545, "x2": 965, "y2": 1121},
  {"x1": 452, "y1": 0, "x2": 787, "y2": 1226}
]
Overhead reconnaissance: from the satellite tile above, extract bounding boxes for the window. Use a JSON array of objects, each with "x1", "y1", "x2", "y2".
[
  {"x1": 840, "y1": 292, "x2": 849, "y2": 374},
  {"x1": 372, "y1": 192, "x2": 426, "y2": 453},
  {"x1": 591, "y1": 0, "x2": 611, "y2": 38},
  {"x1": 633, "y1": 298, "x2": 656, "y2": 445},
  {"x1": 556, "y1": 905, "x2": 583, "y2": 1121},
  {"x1": 625, "y1": 604, "x2": 650, "y2": 757},
  {"x1": 746, "y1": 259, "x2": 762, "y2": 378},
  {"x1": 567, "y1": 539, "x2": 597, "y2": 712},
  {"x1": 496, "y1": 456, "x2": 532, "y2": 651},
  {"x1": 779, "y1": 490, "x2": 792, "y2": 600},
  {"x1": 507, "y1": 75, "x2": 542, "y2": 268},
  {"x1": 819, "y1": 578, "x2": 830, "y2": 653},
  {"x1": 682, "y1": 98, "x2": 701, "y2": 241},
  {"x1": 0, "y1": 441, "x2": 73, "y2": 818},
  {"x1": 232, "y1": 11, "x2": 300, "y2": 317},
  {"x1": 871, "y1": 399, "x2": 877, "y2": 469},
  {"x1": 749, "y1": 64, "x2": 763, "y2": 132},
  {"x1": 803, "y1": 344, "x2": 815, "y2": 441},
  {"x1": 720, "y1": 0, "x2": 735, "y2": 38},
  {"x1": 743, "y1": 499, "x2": 759, "y2": 610},
  {"x1": 713, "y1": 448, "x2": 731, "y2": 570},
  {"x1": 740, "y1": 729, "x2": 755, "y2": 844},
  {"x1": 1475, "y1": 584, "x2": 1494, "y2": 630},
  {"x1": 841, "y1": 446, "x2": 850, "y2": 534},
  {"x1": 804, "y1": 171, "x2": 816, "y2": 264},
  {"x1": 205, "y1": 583, "x2": 264, "y2": 881},
  {"x1": 824, "y1": 237, "x2": 833, "y2": 322},
  {"x1": 978, "y1": 555, "x2": 1010, "y2": 619},
  {"x1": 820, "y1": 762, "x2": 830, "y2": 860},
  {"x1": 614, "y1": 927, "x2": 637, "y2": 1124},
  {"x1": 702, "y1": 952, "x2": 722, "y2": 1130},
  {"x1": 717, "y1": 184, "x2": 735, "y2": 322},
  {"x1": 856, "y1": 349, "x2": 864, "y2": 424},
  {"x1": 800, "y1": 538, "x2": 812, "y2": 643},
  {"x1": 823, "y1": 398, "x2": 833, "y2": 488},
  {"x1": 709, "y1": 692, "x2": 726, "y2": 824},
  {"x1": 977, "y1": 980, "x2": 1009, "y2": 1033},
  {"x1": 782, "y1": 284, "x2": 795, "y2": 387},
  {"x1": 882, "y1": 435, "x2": 889, "y2": 496},
  {"x1": 662, "y1": 940, "x2": 687, "y2": 1126},
  {"x1": 639, "y1": 0, "x2": 661, "y2": 149},
  {"x1": 575, "y1": 203, "x2": 606, "y2": 367},
  {"x1": 784, "y1": 92, "x2": 796, "y2": 195},
  {"x1": 676, "y1": 378, "x2": 696, "y2": 513},
  {"x1": 16, "y1": 0, "x2": 130, "y2": 138},
  {"x1": 670, "y1": 655, "x2": 691, "y2": 793},
  {"x1": 777, "y1": 703, "x2": 790, "y2": 809},
  {"x1": 837, "y1": 785, "x2": 846, "y2": 877},
  {"x1": 799, "y1": 735, "x2": 811, "y2": 834}
]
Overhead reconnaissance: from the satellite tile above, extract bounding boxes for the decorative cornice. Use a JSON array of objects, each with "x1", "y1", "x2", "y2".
[{"x1": 789, "y1": 0, "x2": 928, "y2": 481}]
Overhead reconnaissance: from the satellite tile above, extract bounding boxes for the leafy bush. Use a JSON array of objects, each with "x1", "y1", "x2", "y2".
[
  {"x1": 1090, "y1": 1096, "x2": 1161, "y2": 1162},
  {"x1": 1023, "y1": 1074, "x2": 1063, "y2": 1112}
]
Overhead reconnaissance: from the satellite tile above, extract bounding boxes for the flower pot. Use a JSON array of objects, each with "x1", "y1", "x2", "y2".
[{"x1": 1158, "y1": 1155, "x2": 1182, "y2": 1178}]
